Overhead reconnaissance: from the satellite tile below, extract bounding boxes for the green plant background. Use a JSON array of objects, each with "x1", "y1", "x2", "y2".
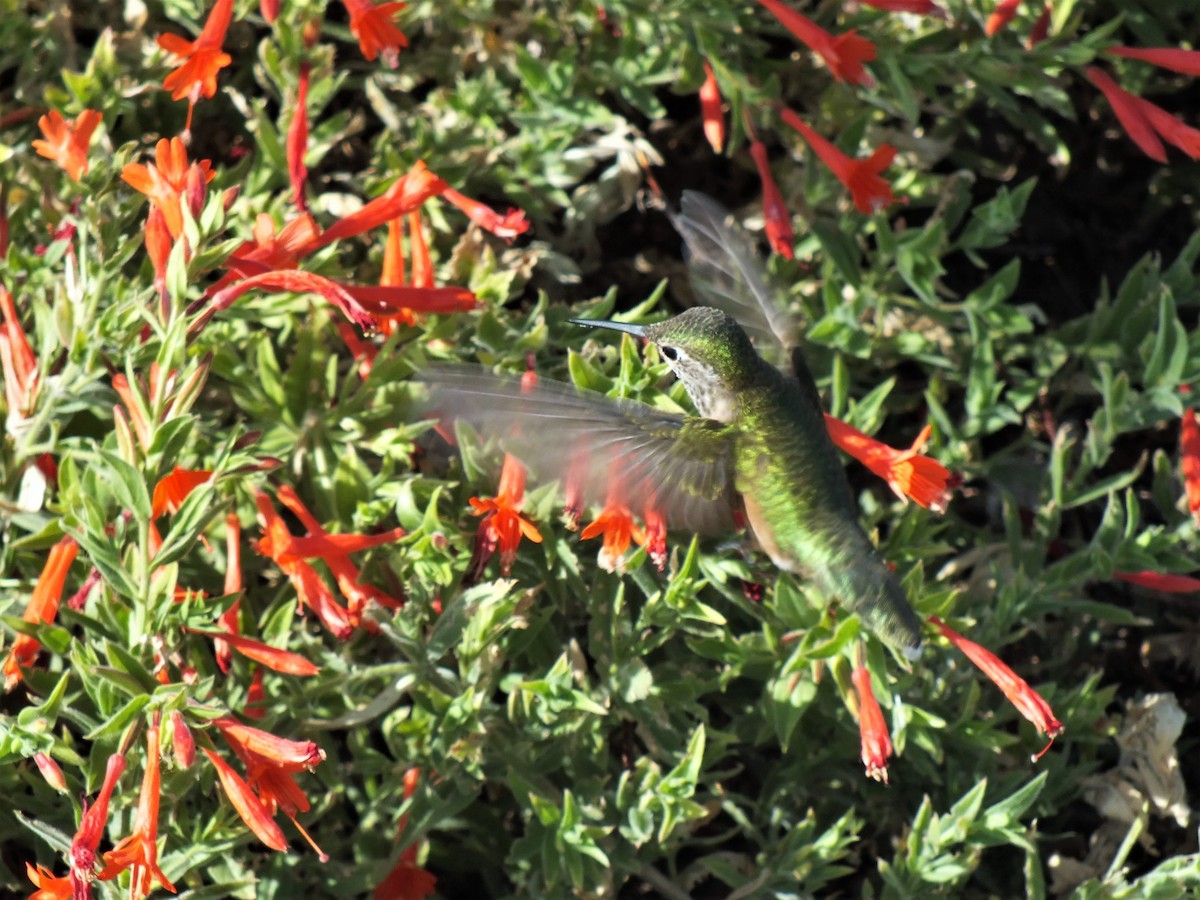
[{"x1": 2, "y1": 0, "x2": 1200, "y2": 897}]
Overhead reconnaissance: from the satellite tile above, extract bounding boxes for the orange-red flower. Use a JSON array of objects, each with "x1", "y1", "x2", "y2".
[
  {"x1": 254, "y1": 488, "x2": 405, "y2": 636},
  {"x1": 98, "y1": 721, "x2": 175, "y2": 898},
  {"x1": 70, "y1": 753, "x2": 127, "y2": 895},
  {"x1": 215, "y1": 718, "x2": 327, "y2": 859},
  {"x1": 170, "y1": 710, "x2": 195, "y2": 769},
  {"x1": 151, "y1": 466, "x2": 213, "y2": 518},
  {"x1": 469, "y1": 454, "x2": 543, "y2": 577},
  {"x1": 26, "y1": 862, "x2": 70, "y2": 899},
  {"x1": 1085, "y1": 67, "x2": 1200, "y2": 163},
  {"x1": 823, "y1": 415, "x2": 952, "y2": 512},
  {"x1": 1113, "y1": 570, "x2": 1200, "y2": 593},
  {"x1": 930, "y1": 616, "x2": 1064, "y2": 759},
  {"x1": 780, "y1": 109, "x2": 897, "y2": 214},
  {"x1": 275, "y1": 484, "x2": 405, "y2": 625},
  {"x1": 375, "y1": 768, "x2": 437, "y2": 900},
  {"x1": 699, "y1": 60, "x2": 725, "y2": 153},
  {"x1": 303, "y1": 161, "x2": 447, "y2": 253},
  {"x1": 1108, "y1": 46, "x2": 1200, "y2": 77},
  {"x1": 187, "y1": 627, "x2": 321, "y2": 675},
  {"x1": 121, "y1": 137, "x2": 216, "y2": 238},
  {"x1": 157, "y1": 0, "x2": 235, "y2": 132},
  {"x1": 441, "y1": 188, "x2": 530, "y2": 242},
  {"x1": 0, "y1": 286, "x2": 38, "y2": 419},
  {"x1": 748, "y1": 140, "x2": 794, "y2": 259},
  {"x1": 34, "y1": 753, "x2": 67, "y2": 792},
  {"x1": 1027, "y1": 3, "x2": 1051, "y2": 47},
  {"x1": 203, "y1": 747, "x2": 289, "y2": 852},
  {"x1": 32, "y1": 109, "x2": 102, "y2": 181},
  {"x1": 581, "y1": 485, "x2": 645, "y2": 574},
  {"x1": 215, "y1": 512, "x2": 243, "y2": 673},
  {"x1": 1182, "y1": 410, "x2": 1200, "y2": 525},
  {"x1": 985, "y1": 0, "x2": 1021, "y2": 35},
  {"x1": 254, "y1": 491, "x2": 355, "y2": 639},
  {"x1": 641, "y1": 502, "x2": 667, "y2": 572},
  {"x1": 342, "y1": 0, "x2": 409, "y2": 68},
  {"x1": 852, "y1": 666, "x2": 893, "y2": 783},
  {"x1": 753, "y1": 0, "x2": 876, "y2": 86},
  {"x1": 4, "y1": 536, "x2": 78, "y2": 691},
  {"x1": 288, "y1": 63, "x2": 311, "y2": 213}
]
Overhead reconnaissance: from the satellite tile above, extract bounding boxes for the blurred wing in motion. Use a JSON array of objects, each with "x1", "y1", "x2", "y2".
[
  {"x1": 422, "y1": 366, "x2": 738, "y2": 534},
  {"x1": 670, "y1": 191, "x2": 795, "y2": 363},
  {"x1": 672, "y1": 191, "x2": 824, "y2": 414}
]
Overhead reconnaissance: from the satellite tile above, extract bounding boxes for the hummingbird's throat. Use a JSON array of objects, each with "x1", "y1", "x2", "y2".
[{"x1": 669, "y1": 358, "x2": 739, "y2": 423}]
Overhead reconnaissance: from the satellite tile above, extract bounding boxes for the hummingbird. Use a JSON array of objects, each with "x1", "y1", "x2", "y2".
[{"x1": 423, "y1": 192, "x2": 923, "y2": 656}]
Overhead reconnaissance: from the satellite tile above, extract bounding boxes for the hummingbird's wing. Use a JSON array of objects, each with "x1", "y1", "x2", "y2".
[
  {"x1": 421, "y1": 367, "x2": 739, "y2": 534},
  {"x1": 672, "y1": 192, "x2": 825, "y2": 415},
  {"x1": 670, "y1": 191, "x2": 795, "y2": 364}
]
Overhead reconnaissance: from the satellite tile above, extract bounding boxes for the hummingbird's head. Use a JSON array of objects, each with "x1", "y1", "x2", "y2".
[{"x1": 572, "y1": 307, "x2": 759, "y2": 422}]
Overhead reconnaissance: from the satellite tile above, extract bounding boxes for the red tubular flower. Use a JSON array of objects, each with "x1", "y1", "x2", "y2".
[
  {"x1": 1181, "y1": 410, "x2": 1200, "y2": 525},
  {"x1": 823, "y1": 416, "x2": 952, "y2": 512},
  {"x1": 121, "y1": 137, "x2": 216, "y2": 239},
  {"x1": 0, "y1": 286, "x2": 38, "y2": 419},
  {"x1": 34, "y1": 753, "x2": 67, "y2": 792},
  {"x1": 287, "y1": 63, "x2": 311, "y2": 213},
  {"x1": 70, "y1": 753, "x2": 127, "y2": 896},
  {"x1": 151, "y1": 466, "x2": 213, "y2": 518},
  {"x1": 4, "y1": 536, "x2": 78, "y2": 691},
  {"x1": 145, "y1": 207, "x2": 174, "y2": 304},
  {"x1": 1026, "y1": 4, "x2": 1051, "y2": 47},
  {"x1": 581, "y1": 484, "x2": 645, "y2": 574},
  {"x1": 986, "y1": 0, "x2": 1021, "y2": 36},
  {"x1": 1085, "y1": 67, "x2": 1167, "y2": 163},
  {"x1": 98, "y1": 722, "x2": 175, "y2": 897},
  {"x1": 261, "y1": 0, "x2": 280, "y2": 23},
  {"x1": 254, "y1": 491, "x2": 355, "y2": 639},
  {"x1": 215, "y1": 512, "x2": 243, "y2": 674},
  {"x1": 468, "y1": 454, "x2": 543, "y2": 577},
  {"x1": 852, "y1": 666, "x2": 893, "y2": 784},
  {"x1": 301, "y1": 161, "x2": 447, "y2": 253},
  {"x1": 203, "y1": 748, "x2": 289, "y2": 852},
  {"x1": 753, "y1": 0, "x2": 876, "y2": 86},
  {"x1": 227, "y1": 213, "x2": 320, "y2": 278},
  {"x1": 157, "y1": 0, "x2": 235, "y2": 132},
  {"x1": 1136, "y1": 100, "x2": 1200, "y2": 159},
  {"x1": 170, "y1": 710, "x2": 195, "y2": 769},
  {"x1": 32, "y1": 109, "x2": 102, "y2": 181},
  {"x1": 375, "y1": 769, "x2": 437, "y2": 899},
  {"x1": 748, "y1": 140, "x2": 794, "y2": 259},
  {"x1": 187, "y1": 627, "x2": 321, "y2": 675},
  {"x1": 215, "y1": 718, "x2": 325, "y2": 770},
  {"x1": 407, "y1": 210, "x2": 433, "y2": 288},
  {"x1": 1113, "y1": 570, "x2": 1200, "y2": 593},
  {"x1": 245, "y1": 667, "x2": 267, "y2": 719},
  {"x1": 779, "y1": 109, "x2": 897, "y2": 214},
  {"x1": 441, "y1": 187, "x2": 531, "y2": 242},
  {"x1": 930, "y1": 616, "x2": 1064, "y2": 759},
  {"x1": 341, "y1": 0, "x2": 409, "y2": 67},
  {"x1": 1108, "y1": 46, "x2": 1200, "y2": 77},
  {"x1": 274, "y1": 485, "x2": 405, "y2": 624},
  {"x1": 699, "y1": 60, "x2": 725, "y2": 153},
  {"x1": 215, "y1": 718, "x2": 327, "y2": 859},
  {"x1": 562, "y1": 447, "x2": 588, "y2": 532},
  {"x1": 641, "y1": 503, "x2": 668, "y2": 572}
]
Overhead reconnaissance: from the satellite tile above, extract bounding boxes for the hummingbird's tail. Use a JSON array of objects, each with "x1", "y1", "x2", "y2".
[{"x1": 811, "y1": 522, "x2": 924, "y2": 657}]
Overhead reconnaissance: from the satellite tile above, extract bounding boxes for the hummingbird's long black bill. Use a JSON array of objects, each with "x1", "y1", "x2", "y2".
[{"x1": 568, "y1": 318, "x2": 648, "y2": 339}]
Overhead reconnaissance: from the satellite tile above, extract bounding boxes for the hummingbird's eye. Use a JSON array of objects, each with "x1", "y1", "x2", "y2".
[{"x1": 660, "y1": 346, "x2": 678, "y2": 361}]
